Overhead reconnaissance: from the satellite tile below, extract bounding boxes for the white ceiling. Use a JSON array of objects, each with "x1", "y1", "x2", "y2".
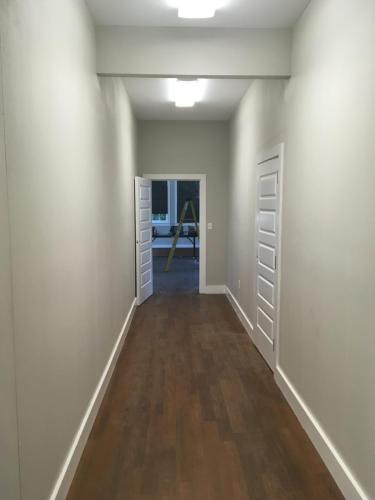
[
  {"x1": 87, "y1": 0, "x2": 310, "y2": 28},
  {"x1": 123, "y1": 78, "x2": 252, "y2": 121}
]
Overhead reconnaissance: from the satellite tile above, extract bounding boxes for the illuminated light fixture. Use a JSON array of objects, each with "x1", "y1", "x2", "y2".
[
  {"x1": 177, "y1": 0, "x2": 217, "y2": 19},
  {"x1": 169, "y1": 79, "x2": 205, "y2": 108}
]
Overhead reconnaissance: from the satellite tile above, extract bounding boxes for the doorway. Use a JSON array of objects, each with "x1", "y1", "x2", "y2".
[
  {"x1": 144, "y1": 174, "x2": 206, "y2": 293},
  {"x1": 151, "y1": 179, "x2": 200, "y2": 294},
  {"x1": 144, "y1": 173, "x2": 207, "y2": 296},
  {"x1": 136, "y1": 174, "x2": 206, "y2": 303}
]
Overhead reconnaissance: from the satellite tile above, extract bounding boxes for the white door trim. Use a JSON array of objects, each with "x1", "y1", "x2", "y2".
[
  {"x1": 255, "y1": 143, "x2": 284, "y2": 371},
  {"x1": 143, "y1": 173, "x2": 207, "y2": 294}
]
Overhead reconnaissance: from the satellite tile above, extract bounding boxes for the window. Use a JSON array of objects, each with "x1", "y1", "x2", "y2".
[
  {"x1": 152, "y1": 213, "x2": 168, "y2": 222},
  {"x1": 152, "y1": 181, "x2": 169, "y2": 223},
  {"x1": 176, "y1": 181, "x2": 200, "y2": 223},
  {"x1": 151, "y1": 180, "x2": 200, "y2": 226}
]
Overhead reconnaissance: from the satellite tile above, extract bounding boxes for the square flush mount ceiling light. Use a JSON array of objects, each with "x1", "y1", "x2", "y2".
[
  {"x1": 169, "y1": 79, "x2": 206, "y2": 108},
  {"x1": 177, "y1": 0, "x2": 218, "y2": 18}
]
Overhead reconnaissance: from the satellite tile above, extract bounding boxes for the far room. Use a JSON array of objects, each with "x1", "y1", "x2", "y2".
[{"x1": 151, "y1": 179, "x2": 200, "y2": 294}]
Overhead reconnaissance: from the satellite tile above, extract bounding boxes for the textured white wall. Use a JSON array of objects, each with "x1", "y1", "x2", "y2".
[
  {"x1": 0, "y1": 31, "x2": 20, "y2": 500},
  {"x1": 227, "y1": 79, "x2": 286, "y2": 322},
  {"x1": 1, "y1": 1, "x2": 137, "y2": 499},
  {"x1": 96, "y1": 26, "x2": 292, "y2": 77},
  {"x1": 138, "y1": 121, "x2": 229, "y2": 286},
  {"x1": 280, "y1": 0, "x2": 375, "y2": 496},
  {"x1": 228, "y1": 1, "x2": 375, "y2": 497}
]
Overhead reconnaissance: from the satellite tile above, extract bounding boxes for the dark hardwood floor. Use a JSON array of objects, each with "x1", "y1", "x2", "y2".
[
  {"x1": 153, "y1": 256, "x2": 199, "y2": 295},
  {"x1": 67, "y1": 294, "x2": 343, "y2": 500}
]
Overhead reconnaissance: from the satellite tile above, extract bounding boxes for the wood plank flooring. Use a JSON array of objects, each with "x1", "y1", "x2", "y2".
[
  {"x1": 67, "y1": 294, "x2": 343, "y2": 500},
  {"x1": 153, "y1": 256, "x2": 199, "y2": 295}
]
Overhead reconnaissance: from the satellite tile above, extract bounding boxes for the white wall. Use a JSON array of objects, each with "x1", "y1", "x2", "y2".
[
  {"x1": 280, "y1": 0, "x2": 375, "y2": 497},
  {"x1": 100, "y1": 76, "x2": 137, "y2": 323},
  {"x1": 96, "y1": 26, "x2": 292, "y2": 78},
  {"x1": 138, "y1": 121, "x2": 229, "y2": 286},
  {"x1": 227, "y1": 79, "x2": 286, "y2": 322},
  {"x1": 1, "y1": 1, "x2": 137, "y2": 499},
  {"x1": 228, "y1": 0, "x2": 375, "y2": 497},
  {"x1": 0, "y1": 30, "x2": 20, "y2": 500}
]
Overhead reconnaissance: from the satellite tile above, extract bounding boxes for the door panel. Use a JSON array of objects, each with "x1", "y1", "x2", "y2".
[
  {"x1": 141, "y1": 269, "x2": 152, "y2": 287},
  {"x1": 140, "y1": 228, "x2": 151, "y2": 244},
  {"x1": 257, "y1": 231, "x2": 275, "y2": 248},
  {"x1": 257, "y1": 307, "x2": 274, "y2": 341},
  {"x1": 140, "y1": 187, "x2": 149, "y2": 199},
  {"x1": 140, "y1": 207, "x2": 151, "y2": 222},
  {"x1": 258, "y1": 244, "x2": 275, "y2": 269},
  {"x1": 254, "y1": 145, "x2": 283, "y2": 371},
  {"x1": 257, "y1": 275, "x2": 275, "y2": 305},
  {"x1": 135, "y1": 177, "x2": 153, "y2": 305},
  {"x1": 259, "y1": 197, "x2": 277, "y2": 211},
  {"x1": 259, "y1": 171, "x2": 278, "y2": 197},
  {"x1": 140, "y1": 249, "x2": 152, "y2": 267},
  {"x1": 257, "y1": 293, "x2": 274, "y2": 320},
  {"x1": 257, "y1": 261, "x2": 275, "y2": 283},
  {"x1": 259, "y1": 212, "x2": 276, "y2": 233}
]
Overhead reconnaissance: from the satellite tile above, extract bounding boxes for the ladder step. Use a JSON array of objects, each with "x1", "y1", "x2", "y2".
[{"x1": 164, "y1": 199, "x2": 198, "y2": 272}]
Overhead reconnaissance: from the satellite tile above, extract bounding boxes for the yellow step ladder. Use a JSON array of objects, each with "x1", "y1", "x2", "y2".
[{"x1": 164, "y1": 199, "x2": 199, "y2": 272}]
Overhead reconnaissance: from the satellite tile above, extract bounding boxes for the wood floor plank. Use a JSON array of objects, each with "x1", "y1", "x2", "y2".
[{"x1": 67, "y1": 294, "x2": 343, "y2": 500}]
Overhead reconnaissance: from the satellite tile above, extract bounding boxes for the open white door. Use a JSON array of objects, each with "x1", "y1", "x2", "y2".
[
  {"x1": 255, "y1": 144, "x2": 283, "y2": 371},
  {"x1": 135, "y1": 176, "x2": 153, "y2": 305}
]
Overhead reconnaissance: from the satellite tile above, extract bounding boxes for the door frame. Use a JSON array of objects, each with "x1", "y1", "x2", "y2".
[
  {"x1": 255, "y1": 143, "x2": 284, "y2": 371},
  {"x1": 143, "y1": 173, "x2": 207, "y2": 294}
]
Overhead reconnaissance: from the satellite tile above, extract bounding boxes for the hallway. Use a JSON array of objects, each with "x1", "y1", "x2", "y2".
[
  {"x1": 1, "y1": 1, "x2": 374, "y2": 498},
  {"x1": 67, "y1": 295, "x2": 342, "y2": 500}
]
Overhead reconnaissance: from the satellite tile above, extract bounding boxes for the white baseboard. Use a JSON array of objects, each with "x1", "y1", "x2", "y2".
[
  {"x1": 200, "y1": 285, "x2": 226, "y2": 294},
  {"x1": 275, "y1": 367, "x2": 369, "y2": 500},
  {"x1": 49, "y1": 298, "x2": 137, "y2": 500},
  {"x1": 225, "y1": 286, "x2": 254, "y2": 341},
  {"x1": 226, "y1": 286, "x2": 368, "y2": 499}
]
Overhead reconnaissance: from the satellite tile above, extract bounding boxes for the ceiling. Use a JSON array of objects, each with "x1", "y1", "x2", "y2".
[
  {"x1": 123, "y1": 78, "x2": 252, "y2": 121},
  {"x1": 87, "y1": 0, "x2": 310, "y2": 29}
]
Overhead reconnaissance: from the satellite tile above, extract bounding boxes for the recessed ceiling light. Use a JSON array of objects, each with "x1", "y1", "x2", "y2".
[
  {"x1": 177, "y1": 0, "x2": 218, "y2": 19},
  {"x1": 169, "y1": 79, "x2": 205, "y2": 108}
]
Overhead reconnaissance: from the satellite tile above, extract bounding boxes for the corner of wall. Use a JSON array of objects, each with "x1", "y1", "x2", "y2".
[{"x1": 0, "y1": 24, "x2": 21, "y2": 499}]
